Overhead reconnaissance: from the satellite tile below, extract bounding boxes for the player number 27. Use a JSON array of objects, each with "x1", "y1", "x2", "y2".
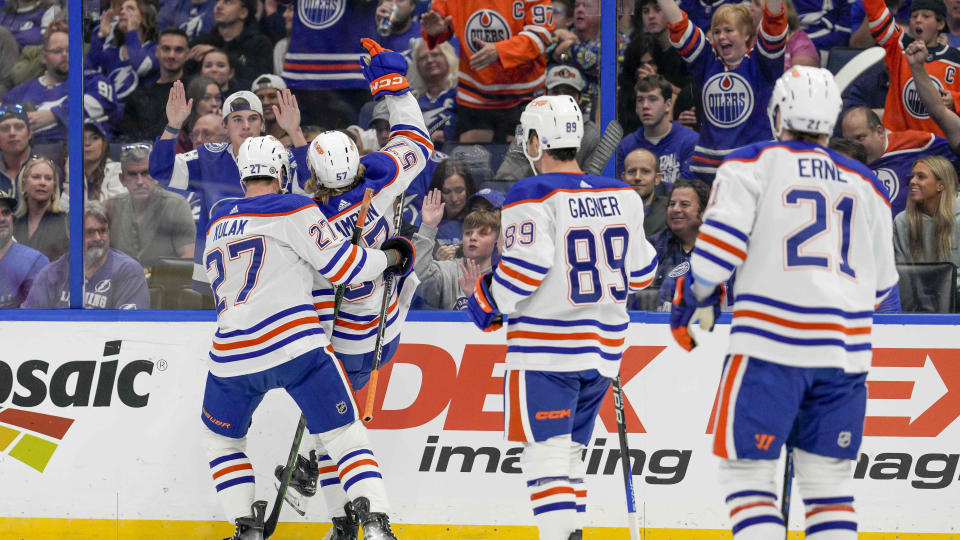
[
  {"x1": 783, "y1": 188, "x2": 856, "y2": 278},
  {"x1": 206, "y1": 236, "x2": 266, "y2": 314},
  {"x1": 565, "y1": 226, "x2": 629, "y2": 304}
]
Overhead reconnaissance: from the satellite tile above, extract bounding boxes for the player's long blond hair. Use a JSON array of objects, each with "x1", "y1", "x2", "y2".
[
  {"x1": 307, "y1": 163, "x2": 367, "y2": 204},
  {"x1": 905, "y1": 156, "x2": 957, "y2": 262}
]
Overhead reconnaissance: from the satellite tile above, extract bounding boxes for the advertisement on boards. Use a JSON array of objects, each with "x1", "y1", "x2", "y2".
[{"x1": 0, "y1": 319, "x2": 956, "y2": 534}]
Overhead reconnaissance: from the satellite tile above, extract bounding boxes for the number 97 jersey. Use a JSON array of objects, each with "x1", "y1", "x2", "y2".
[
  {"x1": 692, "y1": 140, "x2": 899, "y2": 373},
  {"x1": 491, "y1": 173, "x2": 659, "y2": 378}
]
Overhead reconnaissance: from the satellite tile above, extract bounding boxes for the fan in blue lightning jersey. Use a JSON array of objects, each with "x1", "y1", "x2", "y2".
[
  {"x1": 658, "y1": 0, "x2": 787, "y2": 184},
  {"x1": 149, "y1": 85, "x2": 311, "y2": 295}
]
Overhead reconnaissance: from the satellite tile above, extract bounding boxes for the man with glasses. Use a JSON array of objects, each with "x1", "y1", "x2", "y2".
[
  {"x1": 149, "y1": 84, "x2": 309, "y2": 297},
  {"x1": 119, "y1": 28, "x2": 192, "y2": 141},
  {"x1": 105, "y1": 144, "x2": 196, "y2": 271},
  {"x1": 23, "y1": 201, "x2": 149, "y2": 309},
  {"x1": 2, "y1": 21, "x2": 68, "y2": 145},
  {"x1": 0, "y1": 189, "x2": 48, "y2": 308}
]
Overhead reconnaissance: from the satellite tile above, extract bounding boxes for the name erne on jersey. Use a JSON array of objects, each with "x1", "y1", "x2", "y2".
[
  {"x1": 211, "y1": 219, "x2": 249, "y2": 242},
  {"x1": 568, "y1": 194, "x2": 623, "y2": 219},
  {"x1": 797, "y1": 156, "x2": 847, "y2": 183}
]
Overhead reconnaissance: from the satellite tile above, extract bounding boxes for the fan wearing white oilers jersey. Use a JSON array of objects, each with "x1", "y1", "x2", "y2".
[
  {"x1": 466, "y1": 95, "x2": 658, "y2": 540},
  {"x1": 670, "y1": 67, "x2": 898, "y2": 540},
  {"x1": 200, "y1": 136, "x2": 413, "y2": 540},
  {"x1": 282, "y1": 38, "x2": 433, "y2": 540}
]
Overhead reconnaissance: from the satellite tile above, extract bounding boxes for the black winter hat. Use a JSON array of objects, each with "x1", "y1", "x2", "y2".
[{"x1": 911, "y1": 0, "x2": 947, "y2": 19}]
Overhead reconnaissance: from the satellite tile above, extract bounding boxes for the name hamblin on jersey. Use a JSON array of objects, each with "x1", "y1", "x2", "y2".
[
  {"x1": 692, "y1": 141, "x2": 898, "y2": 372},
  {"x1": 491, "y1": 173, "x2": 659, "y2": 377}
]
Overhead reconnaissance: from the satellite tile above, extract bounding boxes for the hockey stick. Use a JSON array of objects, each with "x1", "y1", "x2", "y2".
[
  {"x1": 265, "y1": 189, "x2": 376, "y2": 530},
  {"x1": 612, "y1": 375, "x2": 642, "y2": 540},
  {"x1": 362, "y1": 191, "x2": 405, "y2": 423},
  {"x1": 833, "y1": 47, "x2": 885, "y2": 94},
  {"x1": 264, "y1": 415, "x2": 307, "y2": 539},
  {"x1": 333, "y1": 188, "x2": 376, "y2": 323},
  {"x1": 583, "y1": 119, "x2": 624, "y2": 175},
  {"x1": 780, "y1": 448, "x2": 794, "y2": 539}
]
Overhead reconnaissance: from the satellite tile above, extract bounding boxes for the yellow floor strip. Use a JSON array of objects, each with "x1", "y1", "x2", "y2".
[{"x1": 0, "y1": 519, "x2": 954, "y2": 539}]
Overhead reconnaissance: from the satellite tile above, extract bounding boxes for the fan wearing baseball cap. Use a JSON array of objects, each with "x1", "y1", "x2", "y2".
[
  {"x1": 251, "y1": 74, "x2": 293, "y2": 146},
  {"x1": 147, "y1": 80, "x2": 312, "y2": 298},
  {"x1": 0, "y1": 189, "x2": 49, "y2": 308}
]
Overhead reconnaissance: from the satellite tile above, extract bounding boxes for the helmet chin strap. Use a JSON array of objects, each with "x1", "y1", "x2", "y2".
[{"x1": 522, "y1": 136, "x2": 543, "y2": 175}]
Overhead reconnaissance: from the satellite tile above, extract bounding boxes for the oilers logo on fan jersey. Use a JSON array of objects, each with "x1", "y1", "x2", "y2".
[
  {"x1": 902, "y1": 75, "x2": 946, "y2": 119},
  {"x1": 465, "y1": 10, "x2": 511, "y2": 53},
  {"x1": 298, "y1": 0, "x2": 345, "y2": 30},
  {"x1": 874, "y1": 168, "x2": 898, "y2": 203},
  {"x1": 703, "y1": 73, "x2": 753, "y2": 128}
]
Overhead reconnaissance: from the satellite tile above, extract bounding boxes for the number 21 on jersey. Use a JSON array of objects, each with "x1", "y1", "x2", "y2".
[{"x1": 782, "y1": 187, "x2": 856, "y2": 279}]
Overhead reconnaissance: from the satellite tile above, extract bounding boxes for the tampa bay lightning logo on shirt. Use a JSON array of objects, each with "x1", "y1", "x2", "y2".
[
  {"x1": 874, "y1": 167, "x2": 899, "y2": 203},
  {"x1": 902, "y1": 75, "x2": 944, "y2": 119},
  {"x1": 109, "y1": 66, "x2": 139, "y2": 101},
  {"x1": 94, "y1": 279, "x2": 112, "y2": 293},
  {"x1": 203, "y1": 142, "x2": 229, "y2": 153},
  {"x1": 298, "y1": 0, "x2": 345, "y2": 30},
  {"x1": 465, "y1": 10, "x2": 512, "y2": 54},
  {"x1": 702, "y1": 73, "x2": 753, "y2": 128}
]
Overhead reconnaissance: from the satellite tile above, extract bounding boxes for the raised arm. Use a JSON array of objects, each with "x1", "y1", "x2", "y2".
[{"x1": 905, "y1": 40, "x2": 960, "y2": 151}]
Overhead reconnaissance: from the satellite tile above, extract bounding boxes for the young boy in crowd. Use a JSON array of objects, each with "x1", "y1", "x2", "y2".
[{"x1": 414, "y1": 188, "x2": 500, "y2": 310}]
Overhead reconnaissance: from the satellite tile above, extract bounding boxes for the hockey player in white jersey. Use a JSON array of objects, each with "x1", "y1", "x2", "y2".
[
  {"x1": 670, "y1": 66, "x2": 898, "y2": 540},
  {"x1": 466, "y1": 95, "x2": 659, "y2": 540},
  {"x1": 279, "y1": 38, "x2": 433, "y2": 540},
  {"x1": 200, "y1": 136, "x2": 414, "y2": 540}
]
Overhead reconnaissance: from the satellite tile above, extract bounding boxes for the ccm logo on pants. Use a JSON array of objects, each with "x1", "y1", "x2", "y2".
[{"x1": 536, "y1": 409, "x2": 572, "y2": 420}]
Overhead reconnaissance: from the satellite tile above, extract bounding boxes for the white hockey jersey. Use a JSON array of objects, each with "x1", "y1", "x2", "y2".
[
  {"x1": 204, "y1": 193, "x2": 390, "y2": 377},
  {"x1": 692, "y1": 140, "x2": 898, "y2": 372},
  {"x1": 310, "y1": 92, "x2": 433, "y2": 355},
  {"x1": 490, "y1": 173, "x2": 659, "y2": 378}
]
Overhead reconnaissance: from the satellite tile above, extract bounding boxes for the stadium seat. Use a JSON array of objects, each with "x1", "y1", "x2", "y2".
[
  {"x1": 825, "y1": 47, "x2": 867, "y2": 74},
  {"x1": 896, "y1": 262, "x2": 959, "y2": 313},
  {"x1": 147, "y1": 257, "x2": 195, "y2": 309},
  {"x1": 630, "y1": 288, "x2": 661, "y2": 312}
]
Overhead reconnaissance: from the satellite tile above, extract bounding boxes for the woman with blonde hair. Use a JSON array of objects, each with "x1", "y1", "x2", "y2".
[
  {"x1": 406, "y1": 38, "x2": 458, "y2": 144},
  {"x1": 12, "y1": 156, "x2": 68, "y2": 261},
  {"x1": 893, "y1": 155, "x2": 960, "y2": 267}
]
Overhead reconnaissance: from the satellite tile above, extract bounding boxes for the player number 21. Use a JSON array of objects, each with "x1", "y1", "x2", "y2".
[{"x1": 783, "y1": 188, "x2": 856, "y2": 278}]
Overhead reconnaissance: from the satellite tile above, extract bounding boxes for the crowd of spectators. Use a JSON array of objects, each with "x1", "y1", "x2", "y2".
[{"x1": 2, "y1": 0, "x2": 960, "y2": 312}]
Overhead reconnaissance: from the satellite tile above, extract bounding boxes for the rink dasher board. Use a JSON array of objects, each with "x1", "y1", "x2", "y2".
[{"x1": 0, "y1": 317, "x2": 956, "y2": 537}]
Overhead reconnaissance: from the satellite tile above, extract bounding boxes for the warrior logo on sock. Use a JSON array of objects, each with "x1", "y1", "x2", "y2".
[
  {"x1": 902, "y1": 75, "x2": 944, "y2": 119},
  {"x1": 465, "y1": 10, "x2": 512, "y2": 54},
  {"x1": 298, "y1": 0, "x2": 346, "y2": 30},
  {"x1": 874, "y1": 167, "x2": 899, "y2": 203},
  {"x1": 702, "y1": 73, "x2": 753, "y2": 128}
]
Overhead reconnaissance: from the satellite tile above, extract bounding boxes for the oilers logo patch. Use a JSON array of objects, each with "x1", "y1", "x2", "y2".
[
  {"x1": 298, "y1": 0, "x2": 345, "y2": 30},
  {"x1": 702, "y1": 72, "x2": 753, "y2": 128},
  {"x1": 465, "y1": 10, "x2": 511, "y2": 54},
  {"x1": 874, "y1": 167, "x2": 898, "y2": 203},
  {"x1": 902, "y1": 75, "x2": 944, "y2": 119}
]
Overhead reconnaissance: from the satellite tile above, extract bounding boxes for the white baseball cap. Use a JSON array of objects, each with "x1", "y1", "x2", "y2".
[
  {"x1": 545, "y1": 65, "x2": 585, "y2": 92},
  {"x1": 251, "y1": 74, "x2": 287, "y2": 92},
  {"x1": 222, "y1": 90, "x2": 264, "y2": 120}
]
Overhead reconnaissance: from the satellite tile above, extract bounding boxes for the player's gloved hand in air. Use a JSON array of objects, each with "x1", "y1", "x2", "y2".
[
  {"x1": 381, "y1": 236, "x2": 415, "y2": 276},
  {"x1": 467, "y1": 272, "x2": 504, "y2": 332},
  {"x1": 360, "y1": 38, "x2": 410, "y2": 98},
  {"x1": 670, "y1": 274, "x2": 725, "y2": 351}
]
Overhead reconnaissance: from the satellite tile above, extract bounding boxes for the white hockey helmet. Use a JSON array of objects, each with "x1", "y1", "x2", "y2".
[
  {"x1": 307, "y1": 130, "x2": 360, "y2": 190},
  {"x1": 767, "y1": 66, "x2": 843, "y2": 140},
  {"x1": 236, "y1": 135, "x2": 290, "y2": 192},
  {"x1": 518, "y1": 95, "x2": 584, "y2": 166}
]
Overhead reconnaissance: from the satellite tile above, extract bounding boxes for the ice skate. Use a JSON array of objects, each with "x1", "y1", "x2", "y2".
[
  {"x1": 568, "y1": 530, "x2": 582, "y2": 540},
  {"x1": 322, "y1": 502, "x2": 360, "y2": 540},
  {"x1": 223, "y1": 500, "x2": 266, "y2": 540},
  {"x1": 274, "y1": 450, "x2": 319, "y2": 515},
  {"x1": 352, "y1": 496, "x2": 398, "y2": 540}
]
